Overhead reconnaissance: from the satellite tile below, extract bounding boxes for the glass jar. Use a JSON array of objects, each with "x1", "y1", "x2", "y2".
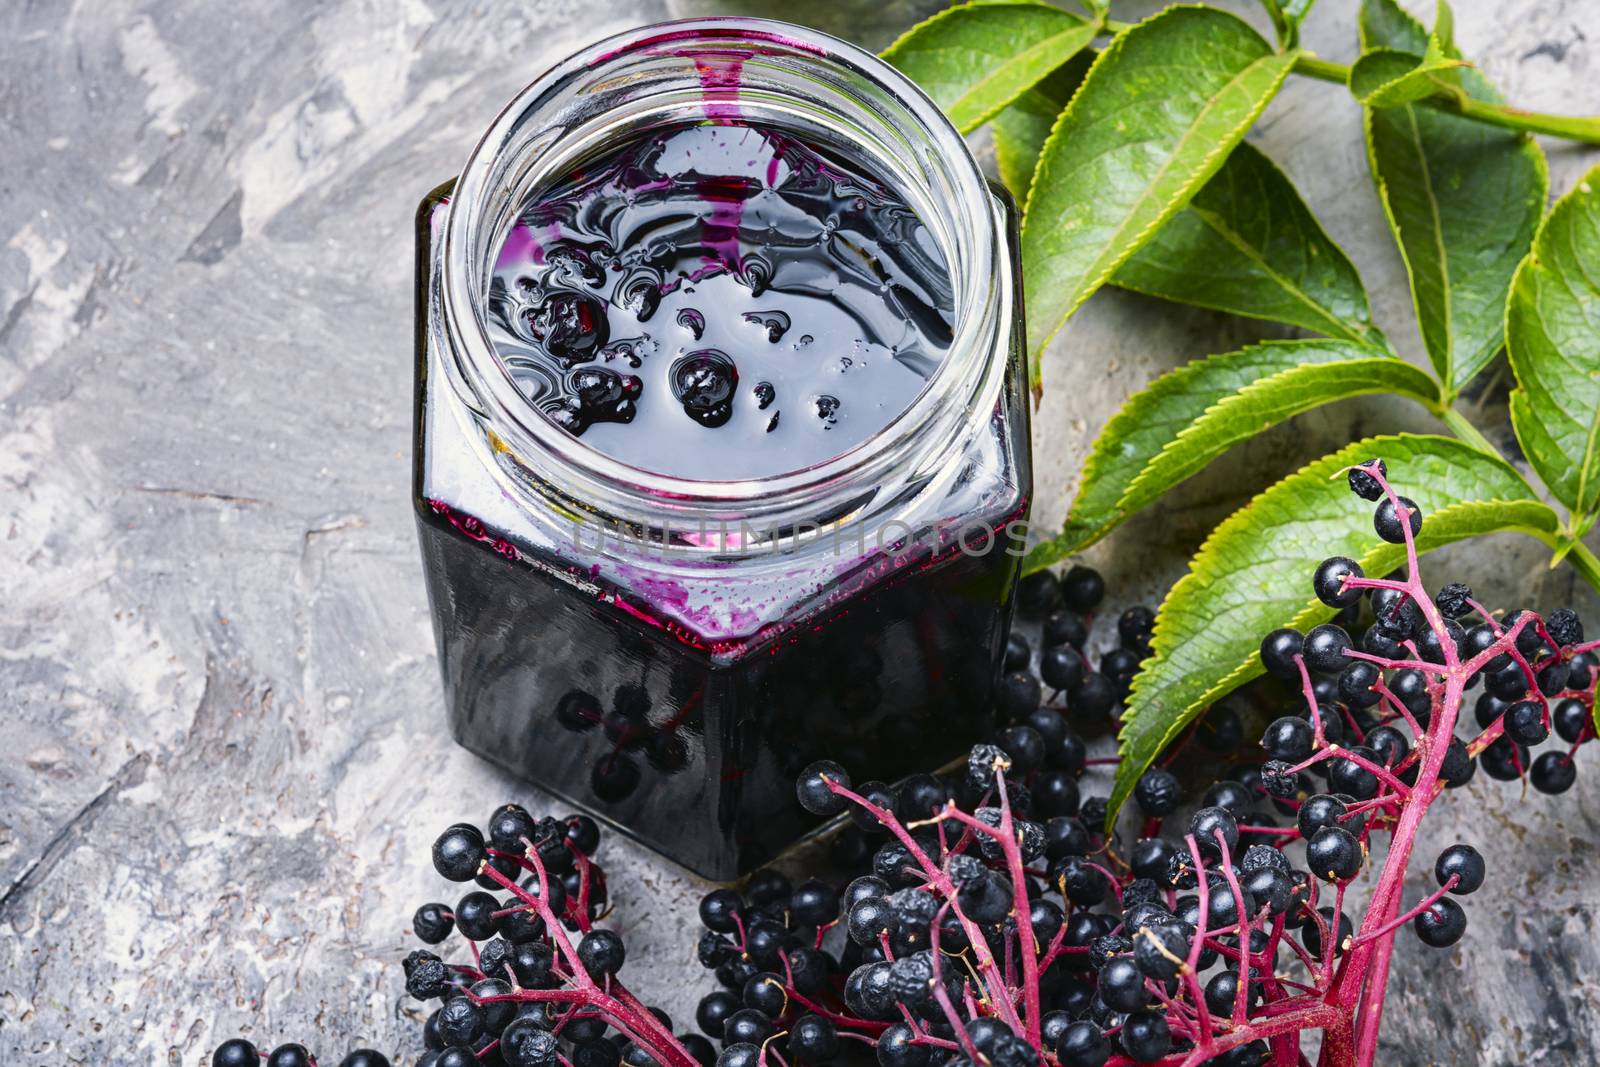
[{"x1": 414, "y1": 17, "x2": 1030, "y2": 879}]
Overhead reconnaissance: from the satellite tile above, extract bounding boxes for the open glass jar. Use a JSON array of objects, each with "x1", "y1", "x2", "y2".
[{"x1": 414, "y1": 17, "x2": 1031, "y2": 879}]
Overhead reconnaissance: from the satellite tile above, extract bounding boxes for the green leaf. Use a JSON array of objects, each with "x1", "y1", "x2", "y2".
[
  {"x1": 991, "y1": 53, "x2": 1093, "y2": 203},
  {"x1": 1112, "y1": 143, "x2": 1381, "y2": 344},
  {"x1": 1021, "y1": 6, "x2": 1296, "y2": 390},
  {"x1": 1023, "y1": 341, "x2": 1436, "y2": 571},
  {"x1": 1350, "y1": 45, "x2": 1467, "y2": 109},
  {"x1": 1108, "y1": 434, "x2": 1561, "y2": 826},
  {"x1": 1258, "y1": 0, "x2": 1317, "y2": 49},
  {"x1": 881, "y1": 0, "x2": 1100, "y2": 134},
  {"x1": 1357, "y1": 0, "x2": 1549, "y2": 397},
  {"x1": 1506, "y1": 163, "x2": 1600, "y2": 527}
]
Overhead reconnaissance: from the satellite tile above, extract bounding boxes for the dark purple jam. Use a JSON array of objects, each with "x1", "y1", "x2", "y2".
[{"x1": 486, "y1": 122, "x2": 954, "y2": 480}]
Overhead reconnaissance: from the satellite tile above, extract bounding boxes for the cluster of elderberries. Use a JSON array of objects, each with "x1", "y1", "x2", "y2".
[{"x1": 687, "y1": 460, "x2": 1596, "y2": 1067}]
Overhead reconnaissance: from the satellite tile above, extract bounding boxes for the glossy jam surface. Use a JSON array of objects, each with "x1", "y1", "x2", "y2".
[{"x1": 486, "y1": 122, "x2": 954, "y2": 480}]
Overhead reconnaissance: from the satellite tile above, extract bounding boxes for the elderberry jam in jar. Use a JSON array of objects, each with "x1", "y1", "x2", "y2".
[{"x1": 415, "y1": 19, "x2": 1030, "y2": 879}]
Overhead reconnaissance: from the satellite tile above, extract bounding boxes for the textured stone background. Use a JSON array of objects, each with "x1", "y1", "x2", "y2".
[{"x1": 2, "y1": 0, "x2": 1598, "y2": 1064}]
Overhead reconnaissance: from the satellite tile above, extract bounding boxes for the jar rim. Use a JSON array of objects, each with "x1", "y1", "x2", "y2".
[{"x1": 439, "y1": 16, "x2": 1001, "y2": 515}]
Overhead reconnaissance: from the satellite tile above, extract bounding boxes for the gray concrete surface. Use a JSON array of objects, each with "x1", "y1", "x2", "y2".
[{"x1": 2, "y1": 1, "x2": 1598, "y2": 1064}]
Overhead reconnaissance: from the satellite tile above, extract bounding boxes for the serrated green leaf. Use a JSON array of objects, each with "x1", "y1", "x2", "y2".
[
  {"x1": 1112, "y1": 143, "x2": 1381, "y2": 344},
  {"x1": 1108, "y1": 434, "x2": 1560, "y2": 827},
  {"x1": 881, "y1": 0, "x2": 1100, "y2": 135},
  {"x1": 1351, "y1": 46, "x2": 1468, "y2": 108},
  {"x1": 1023, "y1": 341, "x2": 1436, "y2": 572},
  {"x1": 1258, "y1": 0, "x2": 1318, "y2": 50},
  {"x1": 1357, "y1": 0, "x2": 1548, "y2": 397},
  {"x1": 1433, "y1": 0, "x2": 1458, "y2": 58},
  {"x1": 1021, "y1": 6, "x2": 1296, "y2": 391},
  {"x1": 1506, "y1": 163, "x2": 1600, "y2": 525},
  {"x1": 992, "y1": 53, "x2": 1093, "y2": 203}
]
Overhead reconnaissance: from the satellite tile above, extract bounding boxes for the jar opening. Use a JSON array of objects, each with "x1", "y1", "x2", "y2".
[{"x1": 440, "y1": 18, "x2": 1001, "y2": 520}]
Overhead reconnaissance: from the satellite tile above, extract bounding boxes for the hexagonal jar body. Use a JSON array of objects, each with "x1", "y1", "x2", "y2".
[{"x1": 413, "y1": 19, "x2": 1031, "y2": 879}]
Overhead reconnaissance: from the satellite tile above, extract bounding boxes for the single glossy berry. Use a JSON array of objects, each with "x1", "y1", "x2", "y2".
[
  {"x1": 1504, "y1": 700, "x2": 1549, "y2": 745},
  {"x1": 1366, "y1": 725, "x2": 1410, "y2": 768},
  {"x1": 1098, "y1": 956, "x2": 1150, "y2": 1012},
  {"x1": 1348, "y1": 458, "x2": 1387, "y2": 500},
  {"x1": 212, "y1": 1040, "x2": 259, "y2": 1067},
  {"x1": 1389, "y1": 668, "x2": 1433, "y2": 718},
  {"x1": 717, "y1": 1045, "x2": 761, "y2": 1067},
  {"x1": 998, "y1": 724, "x2": 1047, "y2": 774},
  {"x1": 1056, "y1": 1021, "x2": 1111, "y2": 1067},
  {"x1": 1314, "y1": 556, "x2": 1365, "y2": 608},
  {"x1": 1044, "y1": 609, "x2": 1089, "y2": 650},
  {"x1": 1120, "y1": 1010, "x2": 1171, "y2": 1063},
  {"x1": 787, "y1": 1015, "x2": 838, "y2": 1062},
  {"x1": 848, "y1": 896, "x2": 898, "y2": 945},
  {"x1": 1261, "y1": 716, "x2": 1313, "y2": 762},
  {"x1": 698, "y1": 889, "x2": 742, "y2": 933},
  {"x1": 1435, "y1": 843, "x2": 1485, "y2": 895},
  {"x1": 876, "y1": 1022, "x2": 931, "y2": 1067},
  {"x1": 1538, "y1": 657, "x2": 1571, "y2": 697},
  {"x1": 1132, "y1": 920, "x2": 1189, "y2": 980},
  {"x1": 433, "y1": 824, "x2": 486, "y2": 882},
  {"x1": 1328, "y1": 747, "x2": 1379, "y2": 800},
  {"x1": 454, "y1": 891, "x2": 500, "y2": 941},
  {"x1": 895, "y1": 773, "x2": 949, "y2": 821},
  {"x1": 577, "y1": 929, "x2": 626, "y2": 978},
  {"x1": 1129, "y1": 837, "x2": 1175, "y2": 882},
  {"x1": 1480, "y1": 736, "x2": 1529, "y2": 781},
  {"x1": 1375, "y1": 496, "x2": 1423, "y2": 543},
  {"x1": 1119, "y1": 606, "x2": 1156, "y2": 649},
  {"x1": 565, "y1": 814, "x2": 601, "y2": 856},
  {"x1": 1034, "y1": 768, "x2": 1081, "y2": 817},
  {"x1": 1040, "y1": 645, "x2": 1085, "y2": 693},
  {"x1": 1414, "y1": 896, "x2": 1467, "y2": 947},
  {"x1": 1303, "y1": 624, "x2": 1353, "y2": 674},
  {"x1": 741, "y1": 972, "x2": 787, "y2": 1017},
  {"x1": 998, "y1": 670, "x2": 1042, "y2": 717},
  {"x1": 1260, "y1": 628, "x2": 1304, "y2": 681},
  {"x1": 487, "y1": 803, "x2": 538, "y2": 853},
  {"x1": 789, "y1": 879, "x2": 839, "y2": 927},
  {"x1": 1307, "y1": 825, "x2": 1363, "y2": 882},
  {"x1": 1061, "y1": 565, "x2": 1106, "y2": 613},
  {"x1": 1201, "y1": 779, "x2": 1254, "y2": 819},
  {"x1": 1133, "y1": 768, "x2": 1183, "y2": 816},
  {"x1": 1554, "y1": 698, "x2": 1590, "y2": 744},
  {"x1": 1296, "y1": 794, "x2": 1349, "y2": 839},
  {"x1": 847, "y1": 781, "x2": 899, "y2": 833},
  {"x1": 472, "y1": 977, "x2": 516, "y2": 1036},
  {"x1": 1004, "y1": 631, "x2": 1031, "y2": 671},
  {"x1": 696, "y1": 991, "x2": 739, "y2": 1038},
  {"x1": 723, "y1": 1008, "x2": 776, "y2": 1047},
  {"x1": 1075, "y1": 673, "x2": 1118, "y2": 717},
  {"x1": 1531, "y1": 751, "x2": 1577, "y2": 794},
  {"x1": 266, "y1": 1046, "x2": 313, "y2": 1067},
  {"x1": 1190, "y1": 805, "x2": 1239, "y2": 858},
  {"x1": 1018, "y1": 570, "x2": 1063, "y2": 617},
  {"x1": 413, "y1": 902, "x2": 454, "y2": 945},
  {"x1": 1100, "y1": 647, "x2": 1142, "y2": 696},
  {"x1": 796, "y1": 760, "x2": 850, "y2": 816}
]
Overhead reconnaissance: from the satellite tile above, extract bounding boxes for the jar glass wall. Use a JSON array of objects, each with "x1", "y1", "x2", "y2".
[{"x1": 414, "y1": 18, "x2": 1031, "y2": 879}]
